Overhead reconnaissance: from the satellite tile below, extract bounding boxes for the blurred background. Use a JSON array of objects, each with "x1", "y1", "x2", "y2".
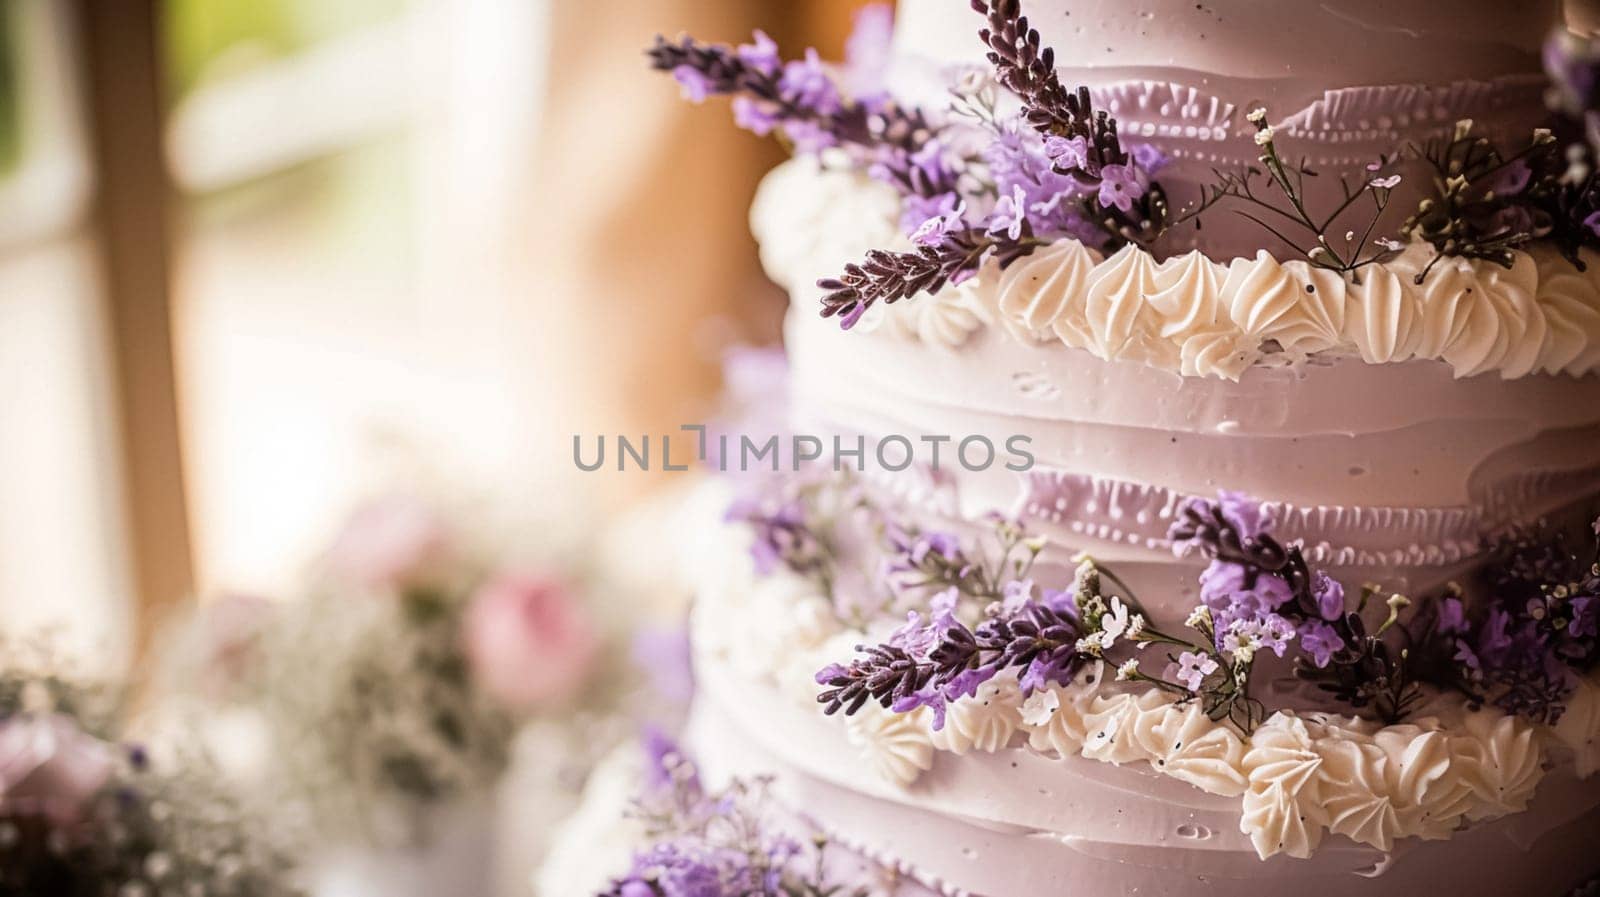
[{"x1": 0, "y1": 0, "x2": 873, "y2": 673}]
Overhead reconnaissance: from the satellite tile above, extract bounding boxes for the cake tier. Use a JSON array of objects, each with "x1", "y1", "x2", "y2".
[
  {"x1": 894, "y1": 0, "x2": 1556, "y2": 86},
  {"x1": 686, "y1": 678, "x2": 1600, "y2": 897},
  {"x1": 683, "y1": 485, "x2": 1600, "y2": 897},
  {"x1": 751, "y1": 152, "x2": 1600, "y2": 626},
  {"x1": 785, "y1": 300, "x2": 1600, "y2": 625},
  {"x1": 887, "y1": 0, "x2": 1560, "y2": 256}
]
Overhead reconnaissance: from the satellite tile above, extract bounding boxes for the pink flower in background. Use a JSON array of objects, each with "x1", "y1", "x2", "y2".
[
  {"x1": 463, "y1": 573, "x2": 597, "y2": 710},
  {"x1": 0, "y1": 714, "x2": 114, "y2": 828},
  {"x1": 326, "y1": 495, "x2": 450, "y2": 590}
]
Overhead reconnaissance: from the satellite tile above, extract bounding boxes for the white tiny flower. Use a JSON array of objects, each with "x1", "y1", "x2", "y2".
[
  {"x1": 1246, "y1": 107, "x2": 1267, "y2": 124},
  {"x1": 1126, "y1": 614, "x2": 1147, "y2": 640},
  {"x1": 1116, "y1": 659, "x2": 1140, "y2": 681},
  {"x1": 1023, "y1": 535, "x2": 1049, "y2": 553},
  {"x1": 1184, "y1": 606, "x2": 1211, "y2": 629},
  {"x1": 1232, "y1": 643, "x2": 1257, "y2": 664},
  {"x1": 1099, "y1": 597, "x2": 1132, "y2": 645},
  {"x1": 1253, "y1": 126, "x2": 1275, "y2": 146},
  {"x1": 1533, "y1": 127, "x2": 1554, "y2": 145},
  {"x1": 1019, "y1": 688, "x2": 1062, "y2": 727},
  {"x1": 1075, "y1": 634, "x2": 1106, "y2": 656}
]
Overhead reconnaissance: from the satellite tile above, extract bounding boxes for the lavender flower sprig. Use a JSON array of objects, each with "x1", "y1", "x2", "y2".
[
  {"x1": 600, "y1": 735, "x2": 869, "y2": 897},
  {"x1": 1439, "y1": 518, "x2": 1600, "y2": 724},
  {"x1": 818, "y1": 224, "x2": 1041, "y2": 327},
  {"x1": 1167, "y1": 492, "x2": 1433, "y2": 721},
  {"x1": 647, "y1": 32, "x2": 954, "y2": 198},
  {"x1": 972, "y1": 0, "x2": 1173, "y2": 249}
]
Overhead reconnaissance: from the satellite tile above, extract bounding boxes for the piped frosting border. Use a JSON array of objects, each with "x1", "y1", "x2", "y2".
[{"x1": 752, "y1": 158, "x2": 1600, "y2": 381}]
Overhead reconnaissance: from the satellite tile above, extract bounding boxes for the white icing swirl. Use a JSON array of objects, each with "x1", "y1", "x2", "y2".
[
  {"x1": 1080, "y1": 244, "x2": 1167, "y2": 364},
  {"x1": 749, "y1": 156, "x2": 903, "y2": 293},
  {"x1": 1019, "y1": 669, "x2": 1103, "y2": 757},
  {"x1": 880, "y1": 279, "x2": 989, "y2": 349},
  {"x1": 1532, "y1": 248, "x2": 1600, "y2": 376},
  {"x1": 1149, "y1": 250, "x2": 1228, "y2": 338},
  {"x1": 1448, "y1": 707, "x2": 1545, "y2": 821},
  {"x1": 1240, "y1": 714, "x2": 1326, "y2": 860},
  {"x1": 1152, "y1": 702, "x2": 1250, "y2": 797},
  {"x1": 1222, "y1": 252, "x2": 1346, "y2": 360},
  {"x1": 1552, "y1": 672, "x2": 1600, "y2": 779},
  {"x1": 845, "y1": 704, "x2": 935, "y2": 788},
  {"x1": 1343, "y1": 263, "x2": 1422, "y2": 364},
  {"x1": 930, "y1": 675, "x2": 1024, "y2": 755},
  {"x1": 1079, "y1": 688, "x2": 1175, "y2": 765},
  {"x1": 991, "y1": 240, "x2": 1102, "y2": 344},
  {"x1": 1439, "y1": 253, "x2": 1546, "y2": 378}
]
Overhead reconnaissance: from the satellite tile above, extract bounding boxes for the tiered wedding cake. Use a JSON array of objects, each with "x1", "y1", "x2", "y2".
[{"x1": 555, "y1": 2, "x2": 1600, "y2": 895}]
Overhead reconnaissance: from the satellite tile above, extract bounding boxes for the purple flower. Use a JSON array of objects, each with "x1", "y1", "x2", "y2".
[
  {"x1": 672, "y1": 65, "x2": 714, "y2": 103},
  {"x1": 1478, "y1": 607, "x2": 1516, "y2": 659},
  {"x1": 640, "y1": 726, "x2": 696, "y2": 794},
  {"x1": 725, "y1": 497, "x2": 822, "y2": 577},
  {"x1": 842, "y1": 4, "x2": 894, "y2": 99},
  {"x1": 1435, "y1": 596, "x2": 1470, "y2": 636},
  {"x1": 1297, "y1": 619, "x2": 1344, "y2": 668},
  {"x1": 778, "y1": 48, "x2": 841, "y2": 116},
  {"x1": 736, "y1": 29, "x2": 780, "y2": 76},
  {"x1": 1043, "y1": 134, "x2": 1091, "y2": 172},
  {"x1": 732, "y1": 97, "x2": 780, "y2": 136},
  {"x1": 1129, "y1": 142, "x2": 1169, "y2": 177},
  {"x1": 1096, "y1": 163, "x2": 1143, "y2": 212},
  {"x1": 1198, "y1": 560, "x2": 1294, "y2": 620},
  {"x1": 779, "y1": 118, "x2": 838, "y2": 154},
  {"x1": 1216, "y1": 490, "x2": 1271, "y2": 542},
  {"x1": 625, "y1": 843, "x2": 727, "y2": 897},
  {"x1": 989, "y1": 183, "x2": 1030, "y2": 240},
  {"x1": 632, "y1": 625, "x2": 695, "y2": 705},
  {"x1": 1569, "y1": 595, "x2": 1597, "y2": 639},
  {"x1": 1487, "y1": 160, "x2": 1530, "y2": 196},
  {"x1": 1256, "y1": 613, "x2": 1297, "y2": 657},
  {"x1": 619, "y1": 881, "x2": 655, "y2": 897},
  {"x1": 1584, "y1": 209, "x2": 1600, "y2": 239},
  {"x1": 1311, "y1": 572, "x2": 1345, "y2": 621},
  {"x1": 908, "y1": 192, "x2": 966, "y2": 241},
  {"x1": 1172, "y1": 651, "x2": 1218, "y2": 691},
  {"x1": 1545, "y1": 30, "x2": 1600, "y2": 116}
]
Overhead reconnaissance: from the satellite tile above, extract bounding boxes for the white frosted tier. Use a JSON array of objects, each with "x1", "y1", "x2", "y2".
[
  {"x1": 687, "y1": 675, "x2": 1600, "y2": 897},
  {"x1": 887, "y1": 1, "x2": 1559, "y2": 255},
  {"x1": 785, "y1": 304, "x2": 1600, "y2": 618},
  {"x1": 682, "y1": 521, "x2": 1600, "y2": 897},
  {"x1": 896, "y1": 0, "x2": 1555, "y2": 85}
]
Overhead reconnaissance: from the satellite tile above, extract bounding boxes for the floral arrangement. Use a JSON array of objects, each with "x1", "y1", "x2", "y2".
[
  {"x1": 0, "y1": 646, "x2": 298, "y2": 897},
  {"x1": 161, "y1": 492, "x2": 664, "y2": 847},
  {"x1": 718, "y1": 468, "x2": 1600, "y2": 737},
  {"x1": 594, "y1": 732, "x2": 878, "y2": 897},
  {"x1": 651, "y1": 2, "x2": 1600, "y2": 326}
]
